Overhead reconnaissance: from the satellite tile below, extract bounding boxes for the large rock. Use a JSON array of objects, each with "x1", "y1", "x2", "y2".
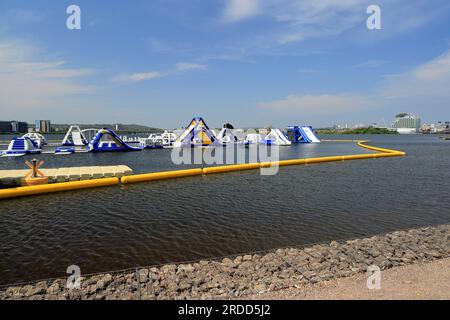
[{"x1": 46, "y1": 281, "x2": 60, "y2": 295}]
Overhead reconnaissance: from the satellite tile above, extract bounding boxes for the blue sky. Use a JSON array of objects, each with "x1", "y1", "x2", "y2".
[{"x1": 1, "y1": 0, "x2": 450, "y2": 129}]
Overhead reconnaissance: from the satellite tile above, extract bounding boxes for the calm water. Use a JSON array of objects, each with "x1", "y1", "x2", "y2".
[{"x1": 0, "y1": 134, "x2": 449, "y2": 285}]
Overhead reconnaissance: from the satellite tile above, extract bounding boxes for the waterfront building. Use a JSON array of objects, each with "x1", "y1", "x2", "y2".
[
  {"x1": 0, "y1": 121, "x2": 12, "y2": 133},
  {"x1": 392, "y1": 113, "x2": 421, "y2": 134},
  {"x1": 11, "y1": 121, "x2": 28, "y2": 133},
  {"x1": 421, "y1": 121, "x2": 450, "y2": 134},
  {"x1": 35, "y1": 120, "x2": 52, "y2": 133},
  {"x1": 0, "y1": 121, "x2": 28, "y2": 133}
]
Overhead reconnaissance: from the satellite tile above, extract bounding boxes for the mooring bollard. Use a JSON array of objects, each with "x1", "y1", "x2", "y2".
[{"x1": 22, "y1": 158, "x2": 49, "y2": 186}]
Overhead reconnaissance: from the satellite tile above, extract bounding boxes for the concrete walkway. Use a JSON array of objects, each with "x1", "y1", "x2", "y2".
[
  {"x1": 0, "y1": 165, "x2": 133, "y2": 188},
  {"x1": 249, "y1": 258, "x2": 450, "y2": 300}
]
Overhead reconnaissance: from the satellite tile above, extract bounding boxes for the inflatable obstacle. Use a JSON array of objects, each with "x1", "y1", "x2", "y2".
[
  {"x1": 244, "y1": 133, "x2": 262, "y2": 145},
  {"x1": 54, "y1": 147, "x2": 76, "y2": 155},
  {"x1": 21, "y1": 133, "x2": 48, "y2": 149},
  {"x1": 287, "y1": 126, "x2": 321, "y2": 143},
  {"x1": 173, "y1": 117, "x2": 222, "y2": 147},
  {"x1": 62, "y1": 125, "x2": 88, "y2": 146},
  {"x1": 263, "y1": 129, "x2": 292, "y2": 146},
  {"x1": 217, "y1": 127, "x2": 238, "y2": 144},
  {"x1": 0, "y1": 137, "x2": 42, "y2": 157},
  {"x1": 87, "y1": 128, "x2": 142, "y2": 152}
]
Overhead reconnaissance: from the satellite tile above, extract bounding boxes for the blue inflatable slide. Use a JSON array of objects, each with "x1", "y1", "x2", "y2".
[
  {"x1": 286, "y1": 126, "x2": 321, "y2": 143},
  {"x1": 88, "y1": 128, "x2": 142, "y2": 152}
]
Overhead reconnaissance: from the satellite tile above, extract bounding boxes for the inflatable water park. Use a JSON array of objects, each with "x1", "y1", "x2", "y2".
[
  {"x1": 171, "y1": 117, "x2": 320, "y2": 148},
  {"x1": 0, "y1": 139, "x2": 406, "y2": 200},
  {"x1": 0, "y1": 117, "x2": 321, "y2": 157},
  {"x1": 0, "y1": 116, "x2": 409, "y2": 201}
]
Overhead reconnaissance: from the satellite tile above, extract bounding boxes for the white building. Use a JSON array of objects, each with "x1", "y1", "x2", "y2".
[{"x1": 392, "y1": 113, "x2": 421, "y2": 134}]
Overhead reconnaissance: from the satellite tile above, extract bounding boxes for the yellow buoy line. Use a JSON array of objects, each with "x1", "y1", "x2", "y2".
[
  {"x1": 0, "y1": 140, "x2": 405, "y2": 200},
  {"x1": 0, "y1": 178, "x2": 119, "y2": 200}
]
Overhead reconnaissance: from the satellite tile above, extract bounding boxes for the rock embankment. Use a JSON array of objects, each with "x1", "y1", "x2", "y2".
[{"x1": 1, "y1": 224, "x2": 449, "y2": 300}]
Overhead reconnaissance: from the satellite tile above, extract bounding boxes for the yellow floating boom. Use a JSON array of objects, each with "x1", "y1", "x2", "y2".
[
  {"x1": 202, "y1": 163, "x2": 261, "y2": 175},
  {"x1": 120, "y1": 140, "x2": 405, "y2": 184},
  {"x1": 0, "y1": 177, "x2": 119, "y2": 200},
  {"x1": 120, "y1": 168, "x2": 203, "y2": 184},
  {"x1": 0, "y1": 140, "x2": 406, "y2": 199}
]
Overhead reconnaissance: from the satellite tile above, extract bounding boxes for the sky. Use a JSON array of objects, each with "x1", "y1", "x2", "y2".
[{"x1": 0, "y1": 0, "x2": 450, "y2": 129}]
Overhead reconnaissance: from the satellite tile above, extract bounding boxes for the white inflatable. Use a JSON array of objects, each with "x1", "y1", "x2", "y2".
[
  {"x1": 62, "y1": 126, "x2": 88, "y2": 146},
  {"x1": 217, "y1": 128, "x2": 238, "y2": 144},
  {"x1": 301, "y1": 126, "x2": 321, "y2": 143},
  {"x1": 21, "y1": 133, "x2": 48, "y2": 149},
  {"x1": 173, "y1": 117, "x2": 221, "y2": 147},
  {"x1": 264, "y1": 129, "x2": 292, "y2": 146}
]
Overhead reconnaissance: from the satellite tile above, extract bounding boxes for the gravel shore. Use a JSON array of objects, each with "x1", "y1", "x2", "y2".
[
  {"x1": 1, "y1": 224, "x2": 449, "y2": 300},
  {"x1": 249, "y1": 258, "x2": 450, "y2": 300}
]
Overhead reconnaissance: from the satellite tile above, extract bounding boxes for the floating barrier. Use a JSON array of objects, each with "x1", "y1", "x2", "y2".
[
  {"x1": 304, "y1": 155, "x2": 344, "y2": 164},
  {"x1": 0, "y1": 177, "x2": 119, "y2": 200},
  {"x1": 0, "y1": 140, "x2": 406, "y2": 198},
  {"x1": 121, "y1": 140, "x2": 405, "y2": 185},
  {"x1": 121, "y1": 168, "x2": 203, "y2": 184},
  {"x1": 357, "y1": 140, "x2": 406, "y2": 155},
  {"x1": 202, "y1": 163, "x2": 261, "y2": 175},
  {"x1": 275, "y1": 159, "x2": 307, "y2": 167}
]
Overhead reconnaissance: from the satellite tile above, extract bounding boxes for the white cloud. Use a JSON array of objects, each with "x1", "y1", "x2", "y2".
[
  {"x1": 175, "y1": 62, "x2": 206, "y2": 71},
  {"x1": 379, "y1": 50, "x2": 450, "y2": 100},
  {"x1": 259, "y1": 49, "x2": 450, "y2": 118},
  {"x1": 258, "y1": 94, "x2": 374, "y2": 115},
  {"x1": 222, "y1": 0, "x2": 364, "y2": 42},
  {"x1": 0, "y1": 39, "x2": 93, "y2": 111},
  {"x1": 112, "y1": 62, "x2": 207, "y2": 84},
  {"x1": 222, "y1": 0, "x2": 450, "y2": 45},
  {"x1": 274, "y1": 0, "x2": 365, "y2": 44},
  {"x1": 111, "y1": 71, "x2": 162, "y2": 83},
  {"x1": 223, "y1": 0, "x2": 261, "y2": 22}
]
